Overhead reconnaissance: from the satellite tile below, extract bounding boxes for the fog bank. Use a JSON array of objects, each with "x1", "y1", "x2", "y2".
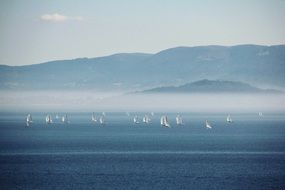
[{"x1": 0, "y1": 91, "x2": 285, "y2": 113}]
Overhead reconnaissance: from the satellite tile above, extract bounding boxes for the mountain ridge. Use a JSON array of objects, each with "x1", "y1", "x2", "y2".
[{"x1": 0, "y1": 44, "x2": 285, "y2": 90}]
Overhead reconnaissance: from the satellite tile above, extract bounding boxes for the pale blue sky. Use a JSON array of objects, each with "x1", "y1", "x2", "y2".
[{"x1": 0, "y1": 0, "x2": 285, "y2": 66}]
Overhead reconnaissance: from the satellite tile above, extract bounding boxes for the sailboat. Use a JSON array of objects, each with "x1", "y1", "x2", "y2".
[
  {"x1": 46, "y1": 115, "x2": 52, "y2": 124},
  {"x1": 151, "y1": 112, "x2": 154, "y2": 116},
  {"x1": 226, "y1": 115, "x2": 233, "y2": 123},
  {"x1": 205, "y1": 120, "x2": 212, "y2": 129},
  {"x1": 143, "y1": 115, "x2": 151, "y2": 124},
  {"x1": 176, "y1": 115, "x2": 183, "y2": 126},
  {"x1": 26, "y1": 114, "x2": 33, "y2": 127},
  {"x1": 259, "y1": 112, "x2": 263, "y2": 117},
  {"x1": 133, "y1": 115, "x2": 140, "y2": 124},
  {"x1": 62, "y1": 114, "x2": 69, "y2": 124},
  {"x1": 161, "y1": 116, "x2": 171, "y2": 128},
  {"x1": 91, "y1": 112, "x2": 97, "y2": 123},
  {"x1": 99, "y1": 116, "x2": 105, "y2": 125}
]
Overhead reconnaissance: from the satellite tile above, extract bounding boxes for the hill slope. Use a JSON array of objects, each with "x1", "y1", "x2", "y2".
[
  {"x1": 0, "y1": 45, "x2": 285, "y2": 90},
  {"x1": 142, "y1": 79, "x2": 282, "y2": 94}
]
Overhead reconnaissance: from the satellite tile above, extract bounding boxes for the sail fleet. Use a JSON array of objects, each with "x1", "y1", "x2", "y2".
[
  {"x1": 160, "y1": 115, "x2": 171, "y2": 128},
  {"x1": 143, "y1": 115, "x2": 151, "y2": 124},
  {"x1": 133, "y1": 115, "x2": 140, "y2": 124},
  {"x1": 91, "y1": 112, "x2": 105, "y2": 125},
  {"x1": 25, "y1": 113, "x2": 70, "y2": 127},
  {"x1": 24, "y1": 112, "x2": 266, "y2": 128}
]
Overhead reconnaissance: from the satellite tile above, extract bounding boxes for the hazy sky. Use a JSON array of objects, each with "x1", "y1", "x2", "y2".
[{"x1": 1, "y1": 0, "x2": 285, "y2": 66}]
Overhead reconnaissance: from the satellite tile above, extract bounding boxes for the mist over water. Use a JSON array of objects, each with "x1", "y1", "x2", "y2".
[{"x1": 0, "y1": 90, "x2": 284, "y2": 113}]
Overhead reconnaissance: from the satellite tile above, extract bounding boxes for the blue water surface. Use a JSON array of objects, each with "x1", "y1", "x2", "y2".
[{"x1": 0, "y1": 112, "x2": 285, "y2": 189}]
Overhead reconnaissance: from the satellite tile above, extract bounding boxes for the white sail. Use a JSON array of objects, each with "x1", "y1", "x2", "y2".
[
  {"x1": 91, "y1": 112, "x2": 97, "y2": 122},
  {"x1": 46, "y1": 115, "x2": 52, "y2": 124},
  {"x1": 62, "y1": 114, "x2": 69, "y2": 124},
  {"x1": 102, "y1": 112, "x2": 106, "y2": 116},
  {"x1": 143, "y1": 115, "x2": 151, "y2": 124},
  {"x1": 55, "y1": 114, "x2": 59, "y2": 119},
  {"x1": 226, "y1": 115, "x2": 233, "y2": 123},
  {"x1": 147, "y1": 115, "x2": 151, "y2": 123},
  {"x1": 164, "y1": 116, "x2": 171, "y2": 128},
  {"x1": 26, "y1": 114, "x2": 32, "y2": 127},
  {"x1": 161, "y1": 116, "x2": 171, "y2": 128},
  {"x1": 259, "y1": 112, "x2": 263, "y2": 117},
  {"x1": 151, "y1": 112, "x2": 154, "y2": 116},
  {"x1": 160, "y1": 116, "x2": 164, "y2": 125},
  {"x1": 26, "y1": 114, "x2": 32, "y2": 123},
  {"x1": 99, "y1": 116, "x2": 105, "y2": 125},
  {"x1": 176, "y1": 115, "x2": 183, "y2": 125},
  {"x1": 205, "y1": 120, "x2": 212, "y2": 129},
  {"x1": 133, "y1": 115, "x2": 139, "y2": 124}
]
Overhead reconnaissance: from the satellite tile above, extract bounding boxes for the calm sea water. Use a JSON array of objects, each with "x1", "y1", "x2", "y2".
[{"x1": 0, "y1": 112, "x2": 285, "y2": 189}]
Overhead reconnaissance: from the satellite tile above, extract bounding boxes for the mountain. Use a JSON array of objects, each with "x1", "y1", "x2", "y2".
[
  {"x1": 0, "y1": 45, "x2": 285, "y2": 90},
  {"x1": 141, "y1": 79, "x2": 282, "y2": 94},
  {"x1": 0, "y1": 53, "x2": 152, "y2": 90}
]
